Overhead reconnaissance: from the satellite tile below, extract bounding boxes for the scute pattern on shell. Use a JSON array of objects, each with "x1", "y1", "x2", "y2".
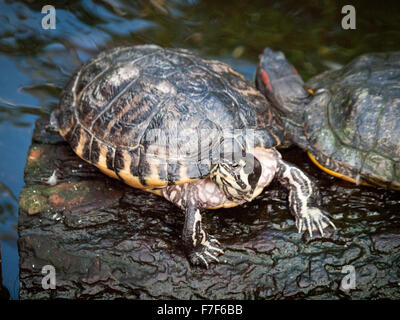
[
  {"x1": 57, "y1": 45, "x2": 283, "y2": 187},
  {"x1": 305, "y1": 51, "x2": 400, "y2": 189}
]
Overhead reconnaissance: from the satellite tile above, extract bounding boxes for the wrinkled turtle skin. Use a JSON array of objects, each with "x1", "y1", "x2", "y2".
[{"x1": 256, "y1": 50, "x2": 400, "y2": 190}]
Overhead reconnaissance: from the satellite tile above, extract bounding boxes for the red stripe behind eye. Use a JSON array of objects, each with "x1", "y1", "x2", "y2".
[{"x1": 261, "y1": 70, "x2": 272, "y2": 91}]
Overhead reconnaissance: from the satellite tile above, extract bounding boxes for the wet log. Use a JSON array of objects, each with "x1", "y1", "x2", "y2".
[
  {"x1": 0, "y1": 245, "x2": 10, "y2": 299},
  {"x1": 18, "y1": 118, "x2": 400, "y2": 299}
]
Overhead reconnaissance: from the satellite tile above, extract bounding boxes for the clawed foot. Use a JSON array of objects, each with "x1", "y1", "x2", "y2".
[
  {"x1": 296, "y1": 207, "x2": 336, "y2": 238},
  {"x1": 188, "y1": 236, "x2": 224, "y2": 269}
]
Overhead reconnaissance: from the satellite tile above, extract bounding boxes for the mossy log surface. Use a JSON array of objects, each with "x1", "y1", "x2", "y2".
[{"x1": 18, "y1": 118, "x2": 400, "y2": 299}]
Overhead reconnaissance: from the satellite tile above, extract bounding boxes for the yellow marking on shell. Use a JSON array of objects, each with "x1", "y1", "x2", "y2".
[
  {"x1": 116, "y1": 150, "x2": 146, "y2": 189},
  {"x1": 58, "y1": 114, "x2": 75, "y2": 138},
  {"x1": 207, "y1": 201, "x2": 241, "y2": 210},
  {"x1": 96, "y1": 143, "x2": 119, "y2": 180},
  {"x1": 307, "y1": 152, "x2": 370, "y2": 186},
  {"x1": 58, "y1": 125, "x2": 70, "y2": 138},
  {"x1": 75, "y1": 140, "x2": 166, "y2": 194},
  {"x1": 97, "y1": 166, "x2": 119, "y2": 180},
  {"x1": 172, "y1": 162, "x2": 199, "y2": 185},
  {"x1": 144, "y1": 158, "x2": 168, "y2": 187},
  {"x1": 144, "y1": 176, "x2": 168, "y2": 187},
  {"x1": 66, "y1": 132, "x2": 122, "y2": 182},
  {"x1": 171, "y1": 177, "x2": 200, "y2": 186},
  {"x1": 179, "y1": 162, "x2": 189, "y2": 181},
  {"x1": 74, "y1": 128, "x2": 86, "y2": 158},
  {"x1": 145, "y1": 188, "x2": 163, "y2": 197}
]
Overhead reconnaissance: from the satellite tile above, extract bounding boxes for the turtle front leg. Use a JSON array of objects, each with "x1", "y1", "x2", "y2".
[
  {"x1": 182, "y1": 205, "x2": 224, "y2": 268},
  {"x1": 163, "y1": 182, "x2": 225, "y2": 268},
  {"x1": 276, "y1": 160, "x2": 336, "y2": 237}
]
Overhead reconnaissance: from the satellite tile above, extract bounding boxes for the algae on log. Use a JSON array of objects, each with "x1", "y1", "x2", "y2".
[{"x1": 18, "y1": 118, "x2": 400, "y2": 299}]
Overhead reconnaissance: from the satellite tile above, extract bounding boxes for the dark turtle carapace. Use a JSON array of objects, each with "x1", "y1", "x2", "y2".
[
  {"x1": 257, "y1": 49, "x2": 400, "y2": 190},
  {"x1": 56, "y1": 45, "x2": 335, "y2": 268}
]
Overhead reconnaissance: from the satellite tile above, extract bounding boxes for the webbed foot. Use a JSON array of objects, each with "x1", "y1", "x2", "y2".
[
  {"x1": 188, "y1": 235, "x2": 224, "y2": 269},
  {"x1": 296, "y1": 207, "x2": 336, "y2": 238}
]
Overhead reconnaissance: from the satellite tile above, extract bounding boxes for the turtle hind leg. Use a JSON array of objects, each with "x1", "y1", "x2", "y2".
[
  {"x1": 182, "y1": 205, "x2": 224, "y2": 269},
  {"x1": 276, "y1": 159, "x2": 336, "y2": 238}
]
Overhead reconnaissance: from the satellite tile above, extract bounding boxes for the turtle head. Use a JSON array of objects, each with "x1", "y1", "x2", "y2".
[
  {"x1": 210, "y1": 152, "x2": 262, "y2": 203},
  {"x1": 256, "y1": 48, "x2": 312, "y2": 122}
]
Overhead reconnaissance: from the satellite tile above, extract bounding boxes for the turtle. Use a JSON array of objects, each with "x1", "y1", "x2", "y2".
[
  {"x1": 55, "y1": 44, "x2": 336, "y2": 268},
  {"x1": 256, "y1": 49, "x2": 400, "y2": 190}
]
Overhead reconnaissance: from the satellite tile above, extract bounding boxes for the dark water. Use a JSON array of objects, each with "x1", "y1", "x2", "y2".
[{"x1": 0, "y1": 0, "x2": 399, "y2": 299}]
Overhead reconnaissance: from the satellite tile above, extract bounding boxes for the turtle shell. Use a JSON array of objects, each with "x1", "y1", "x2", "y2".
[
  {"x1": 304, "y1": 51, "x2": 400, "y2": 189},
  {"x1": 57, "y1": 45, "x2": 283, "y2": 190}
]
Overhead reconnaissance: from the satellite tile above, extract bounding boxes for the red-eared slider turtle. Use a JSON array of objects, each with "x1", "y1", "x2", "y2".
[
  {"x1": 256, "y1": 49, "x2": 400, "y2": 190},
  {"x1": 55, "y1": 44, "x2": 335, "y2": 268}
]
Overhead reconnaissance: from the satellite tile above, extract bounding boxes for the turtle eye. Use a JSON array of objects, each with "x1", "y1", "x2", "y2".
[{"x1": 232, "y1": 159, "x2": 246, "y2": 169}]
